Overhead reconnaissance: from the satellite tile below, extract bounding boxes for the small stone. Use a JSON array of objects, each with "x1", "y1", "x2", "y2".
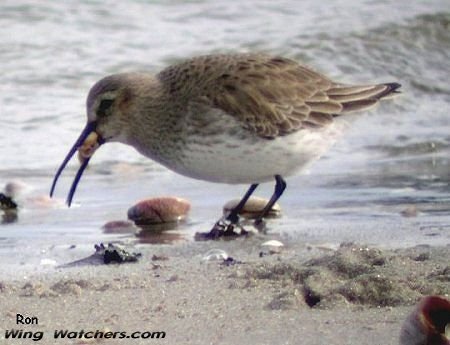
[
  {"x1": 223, "y1": 196, "x2": 281, "y2": 219},
  {"x1": 127, "y1": 196, "x2": 191, "y2": 225}
]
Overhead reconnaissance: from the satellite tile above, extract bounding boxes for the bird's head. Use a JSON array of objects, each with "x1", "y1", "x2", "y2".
[{"x1": 49, "y1": 73, "x2": 144, "y2": 206}]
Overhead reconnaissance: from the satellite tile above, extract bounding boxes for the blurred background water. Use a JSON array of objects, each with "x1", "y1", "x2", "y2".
[{"x1": 1, "y1": 0, "x2": 449, "y2": 272}]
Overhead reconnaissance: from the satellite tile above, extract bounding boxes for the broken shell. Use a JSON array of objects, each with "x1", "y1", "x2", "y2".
[
  {"x1": 202, "y1": 249, "x2": 229, "y2": 261},
  {"x1": 223, "y1": 196, "x2": 281, "y2": 220},
  {"x1": 77, "y1": 132, "x2": 100, "y2": 163},
  {"x1": 400, "y1": 295, "x2": 450, "y2": 345},
  {"x1": 127, "y1": 197, "x2": 191, "y2": 225},
  {"x1": 261, "y1": 240, "x2": 284, "y2": 254}
]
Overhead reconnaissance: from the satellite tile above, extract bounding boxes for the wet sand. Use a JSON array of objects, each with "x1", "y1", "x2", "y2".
[{"x1": 1, "y1": 235, "x2": 448, "y2": 345}]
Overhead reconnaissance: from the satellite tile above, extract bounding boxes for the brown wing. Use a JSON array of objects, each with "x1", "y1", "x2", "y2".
[{"x1": 159, "y1": 54, "x2": 400, "y2": 139}]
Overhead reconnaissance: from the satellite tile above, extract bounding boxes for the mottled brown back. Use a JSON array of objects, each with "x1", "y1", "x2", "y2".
[{"x1": 158, "y1": 54, "x2": 400, "y2": 139}]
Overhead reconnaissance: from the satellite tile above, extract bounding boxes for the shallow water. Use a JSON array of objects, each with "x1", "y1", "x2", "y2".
[{"x1": 1, "y1": 1, "x2": 449, "y2": 272}]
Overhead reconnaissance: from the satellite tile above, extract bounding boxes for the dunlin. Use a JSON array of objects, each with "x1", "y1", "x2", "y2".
[{"x1": 50, "y1": 53, "x2": 400, "y2": 231}]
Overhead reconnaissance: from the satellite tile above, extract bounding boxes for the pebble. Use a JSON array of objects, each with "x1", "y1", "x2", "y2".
[
  {"x1": 127, "y1": 196, "x2": 190, "y2": 225},
  {"x1": 223, "y1": 196, "x2": 281, "y2": 219}
]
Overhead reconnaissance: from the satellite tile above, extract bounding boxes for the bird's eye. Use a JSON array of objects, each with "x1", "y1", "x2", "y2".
[{"x1": 97, "y1": 99, "x2": 114, "y2": 118}]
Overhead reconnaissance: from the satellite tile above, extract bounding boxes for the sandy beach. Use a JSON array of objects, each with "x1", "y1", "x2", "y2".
[{"x1": 1, "y1": 232, "x2": 448, "y2": 345}]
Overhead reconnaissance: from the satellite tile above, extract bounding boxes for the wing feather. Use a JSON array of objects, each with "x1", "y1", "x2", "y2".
[{"x1": 158, "y1": 54, "x2": 401, "y2": 139}]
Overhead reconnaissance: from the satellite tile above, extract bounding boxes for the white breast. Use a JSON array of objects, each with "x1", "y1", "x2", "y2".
[{"x1": 169, "y1": 109, "x2": 351, "y2": 184}]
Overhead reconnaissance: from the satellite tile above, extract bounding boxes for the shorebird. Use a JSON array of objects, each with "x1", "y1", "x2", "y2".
[{"x1": 50, "y1": 53, "x2": 400, "y2": 232}]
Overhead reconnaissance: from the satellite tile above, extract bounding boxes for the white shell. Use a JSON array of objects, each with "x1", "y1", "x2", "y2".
[
  {"x1": 261, "y1": 240, "x2": 284, "y2": 254},
  {"x1": 202, "y1": 249, "x2": 229, "y2": 261}
]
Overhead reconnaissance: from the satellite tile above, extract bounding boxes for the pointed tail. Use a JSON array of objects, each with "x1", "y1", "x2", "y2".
[{"x1": 328, "y1": 82, "x2": 401, "y2": 113}]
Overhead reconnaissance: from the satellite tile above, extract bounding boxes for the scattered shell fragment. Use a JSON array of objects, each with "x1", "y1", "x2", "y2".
[
  {"x1": 261, "y1": 240, "x2": 284, "y2": 254},
  {"x1": 77, "y1": 131, "x2": 100, "y2": 163},
  {"x1": 223, "y1": 196, "x2": 281, "y2": 219},
  {"x1": 400, "y1": 295, "x2": 450, "y2": 345},
  {"x1": 202, "y1": 249, "x2": 229, "y2": 261},
  {"x1": 94, "y1": 243, "x2": 141, "y2": 264},
  {"x1": 127, "y1": 196, "x2": 190, "y2": 225}
]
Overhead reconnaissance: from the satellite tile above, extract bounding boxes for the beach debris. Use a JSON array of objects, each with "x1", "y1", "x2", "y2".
[
  {"x1": 0, "y1": 193, "x2": 18, "y2": 224},
  {"x1": 94, "y1": 243, "x2": 141, "y2": 264},
  {"x1": 223, "y1": 196, "x2": 281, "y2": 220},
  {"x1": 194, "y1": 223, "x2": 251, "y2": 240},
  {"x1": 202, "y1": 249, "x2": 240, "y2": 266},
  {"x1": 0, "y1": 193, "x2": 17, "y2": 211},
  {"x1": 202, "y1": 249, "x2": 229, "y2": 261},
  {"x1": 127, "y1": 196, "x2": 191, "y2": 225},
  {"x1": 400, "y1": 295, "x2": 450, "y2": 345},
  {"x1": 260, "y1": 240, "x2": 284, "y2": 256},
  {"x1": 196, "y1": 197, "x2": 281, "y2": 240},
  {"x1": 102, "y1": 220, "x2": 137, "y2": 234},
  {"x1": 78, "y1": 131, "x2": 100, "y2": 163}
]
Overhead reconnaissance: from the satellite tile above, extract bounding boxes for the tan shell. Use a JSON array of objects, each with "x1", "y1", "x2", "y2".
[
  {"x1": 223, "y1": 196, "x2": 281, "y2": 219},
  {"x1": 78, "y1": 132, "x2": 100, "y2": 163},
  {"x1": 400, "y1": 295, "x2": 450, "y2": 345},
  {"x1": 128, "y1": 196, "x2": 191, "y2": 225}
]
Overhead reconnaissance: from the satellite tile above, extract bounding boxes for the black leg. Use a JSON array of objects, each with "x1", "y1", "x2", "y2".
[
  {"x1": 255, "y1": 175, "x2": 286, "y2": 224},
  {"x1": 226, "y1": 183, "x2": 259, "y2": 224}
]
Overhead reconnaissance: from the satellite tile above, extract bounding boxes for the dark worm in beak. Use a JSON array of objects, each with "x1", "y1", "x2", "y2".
[{"x1": 50, "y1": 121, "x2": 103, "y2": 206}]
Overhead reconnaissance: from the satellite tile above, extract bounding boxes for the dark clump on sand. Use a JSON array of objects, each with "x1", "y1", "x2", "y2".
[{"x1": 240, "y1": 243, "x2": 450, "y2": 309}]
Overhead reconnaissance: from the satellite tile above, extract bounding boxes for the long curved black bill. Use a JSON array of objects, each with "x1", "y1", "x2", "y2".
[
  {"x1": 49, "y1": 121, "x2": 98, "y2": 205},
  {"x1": 66, "y1": 156, "x2": 91, "y2": 207}
]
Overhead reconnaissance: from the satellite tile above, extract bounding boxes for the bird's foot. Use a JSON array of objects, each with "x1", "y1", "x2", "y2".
[
  {"x1": 195, "y1": 217, "x2": 249, "y2": 240},
  {"x1": 253, "y1": 218, "x2": 268, "y2": 233}
]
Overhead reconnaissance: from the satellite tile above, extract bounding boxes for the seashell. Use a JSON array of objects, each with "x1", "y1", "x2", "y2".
[
  {"x1": 127, "y1": 196, "x2": 190, "y2": 225},
  {"x1": 261, "y1": 240, "x2": 284, "y2": 254},
  {"x1": 202, "y1": 249, "x2": 229, "y2": 261},
  {"x1": 223, "y1": 196, "x2": 281, "y2": 220},
  {"x1": 4, "y1": 180, "x2": 29, "y2": 198},
  {"x1": 77, "y1": 132, "x2": 100, "y2": 163},
  {"x1": 400, "y1": 295, "x2": 450, "y2": 345}
]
